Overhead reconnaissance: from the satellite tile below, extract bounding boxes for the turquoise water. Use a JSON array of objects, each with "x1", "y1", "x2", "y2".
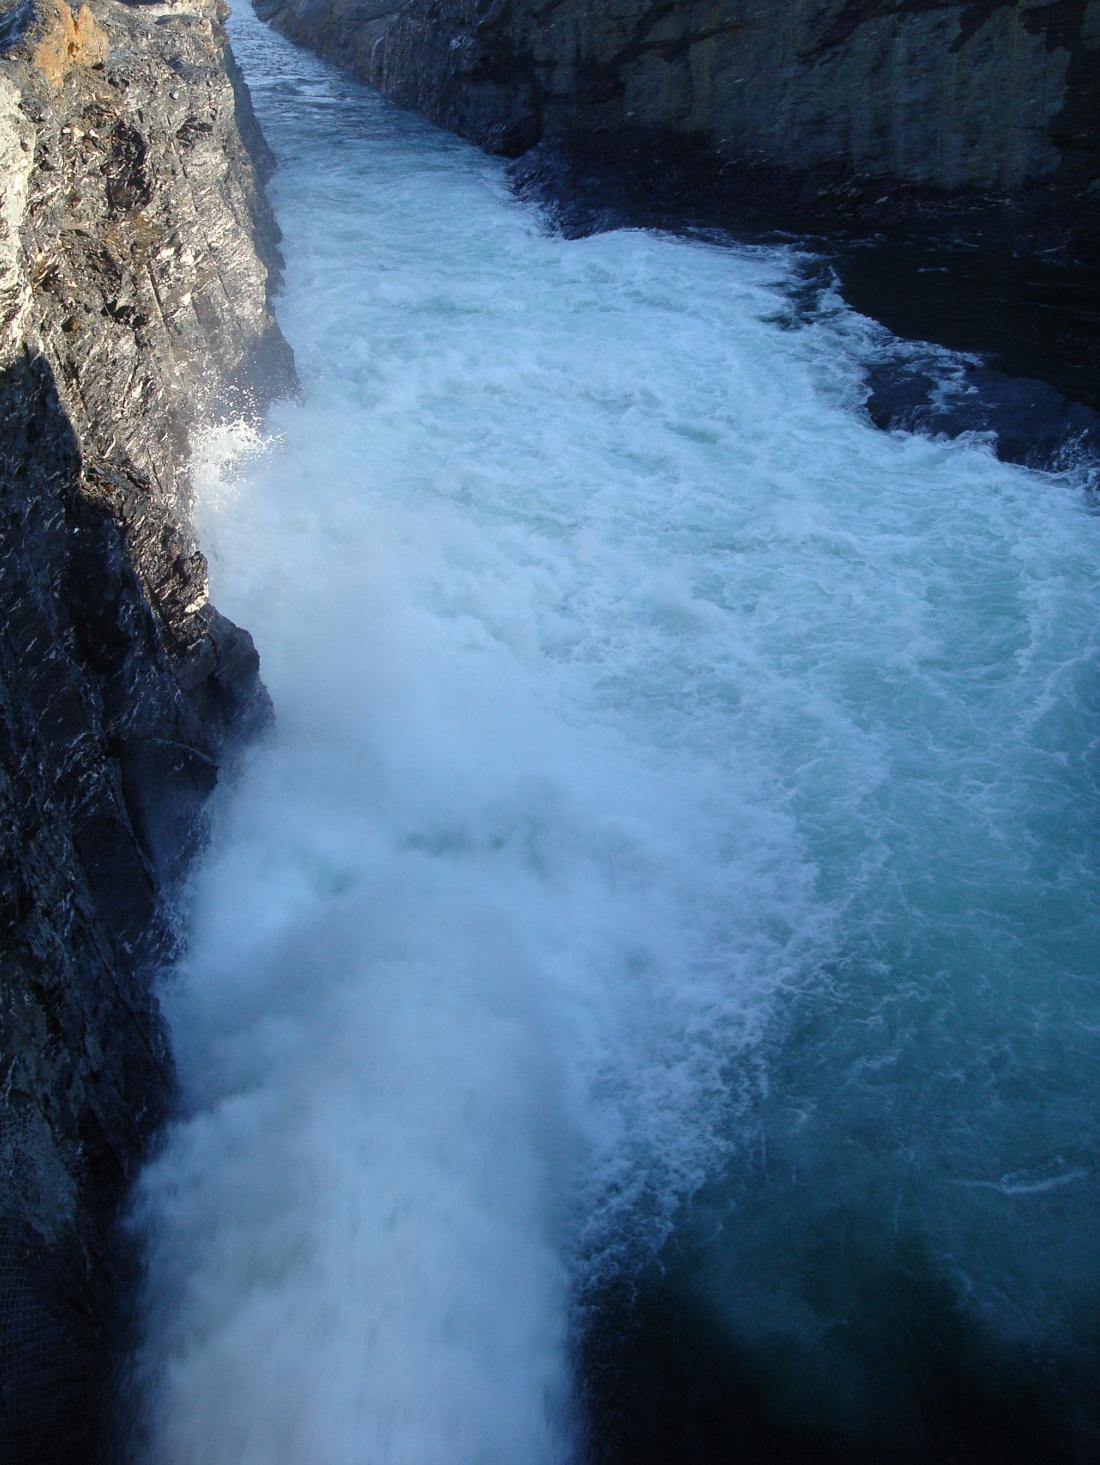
[{"x1": 132, "y1": 10, "x2": 1100, "y2": 1461}]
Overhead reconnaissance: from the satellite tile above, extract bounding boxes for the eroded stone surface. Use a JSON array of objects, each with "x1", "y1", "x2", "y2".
[
  {"x1": 24, "y1": 0, "x2": 109, "y2": 89},
  {"x1": 0, "y1": 1, "x2": 293, "y2": 1457}
]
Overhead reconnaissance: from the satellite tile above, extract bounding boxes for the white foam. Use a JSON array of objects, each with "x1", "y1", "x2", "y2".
[{"x1": 133, "y1": 6, "x2": 1100, "y2": 1460}]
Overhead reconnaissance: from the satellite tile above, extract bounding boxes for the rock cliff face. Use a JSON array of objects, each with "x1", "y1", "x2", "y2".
[
  {"x1": 0, "y1": 0, "x2": 292, "y2": 1457},
  {"x1": 256, "y1": 0, "x2": 1100, "y2": 260}
]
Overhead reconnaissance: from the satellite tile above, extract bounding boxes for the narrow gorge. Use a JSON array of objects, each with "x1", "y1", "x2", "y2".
[
  {"x1": 255, "y1": 0, "x2": 1100, "y2": 251},
  {"x1": 1, "y1": 1, "x2": 1098, "y2": 1462},
  {"x1": 257, "y1": 0, "x2": 1100, "y2": 433}
]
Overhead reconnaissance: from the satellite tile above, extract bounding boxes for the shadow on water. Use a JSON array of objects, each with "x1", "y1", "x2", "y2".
[
  {"x1": 512, "y1": 145, "x2": 1100, "y2": 480},
  {"x1": 578, "y1": 961, "x2": 1100, "y2": 1465},
  {"x1": 838, "y1": 242, "x2": 1100, "y2": 418},
  {"x1": 581, "y1": 1227, "x2": 1100, "y2": 1465}
]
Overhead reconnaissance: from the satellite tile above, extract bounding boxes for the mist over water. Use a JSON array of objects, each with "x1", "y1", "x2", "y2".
[{"x1": 133, "y1": 8, "x2": 1100, "y2": 1462}]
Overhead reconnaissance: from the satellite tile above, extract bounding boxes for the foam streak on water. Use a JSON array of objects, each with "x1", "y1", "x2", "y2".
[{"x1": 132, "y1": 9, "x2": 1100, "y2": 1462}]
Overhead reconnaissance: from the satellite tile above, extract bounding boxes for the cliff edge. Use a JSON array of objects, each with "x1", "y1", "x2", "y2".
[
  {"x1": 0, "y1": 0, "x2": 292, "y2": 1457},
  {"x1": 255, "y1": 0, "x2": 1100, "y2": 263}
]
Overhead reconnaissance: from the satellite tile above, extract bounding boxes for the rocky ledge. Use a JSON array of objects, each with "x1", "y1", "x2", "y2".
[
  {"x1": 0, "y1": 0, "x2": 292, "y2": 1457},
  {"x1": 254, "y1": 0, "x2": 1100, "y2": 267}
]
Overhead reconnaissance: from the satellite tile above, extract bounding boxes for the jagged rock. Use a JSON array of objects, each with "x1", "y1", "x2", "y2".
[
  {"x1": 255, "y1": 0, "x2": 1100, "y2": 263},
  {"x1": 0, "y1": 0, "x2": 293, "y2": 1458}
]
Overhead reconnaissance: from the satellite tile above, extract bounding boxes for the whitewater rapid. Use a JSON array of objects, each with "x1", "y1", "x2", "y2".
[{"x1": 132, "y1": 8, "x2": 1100, "y2": 1463}]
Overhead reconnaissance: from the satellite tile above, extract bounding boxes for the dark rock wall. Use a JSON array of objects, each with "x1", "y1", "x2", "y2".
[
  {"x1": 257, "y1": 0, "x2": 1100, "y2": 258},
  {"x1": 0, "y1": 0, "x2": 292, "y2": 1458}
]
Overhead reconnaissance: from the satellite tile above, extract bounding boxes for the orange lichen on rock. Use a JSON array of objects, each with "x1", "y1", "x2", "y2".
[{"x1": 31, "y1": 0, "x2": 108, "y2": 87}]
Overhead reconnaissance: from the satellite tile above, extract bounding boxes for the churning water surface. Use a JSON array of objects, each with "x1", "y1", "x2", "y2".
[{"x1": 132, "y1": 8, "x2": 1100, "y2": 1463}]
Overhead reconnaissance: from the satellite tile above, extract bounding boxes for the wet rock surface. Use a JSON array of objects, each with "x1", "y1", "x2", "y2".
[{"x1": 0, "y1": 0, "x2": 293, "y2": 1457}]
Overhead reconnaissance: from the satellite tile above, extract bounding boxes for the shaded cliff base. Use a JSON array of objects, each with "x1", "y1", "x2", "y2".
[{"x1": 511, "y1": 142, "x2": 1100, "y2": 477}]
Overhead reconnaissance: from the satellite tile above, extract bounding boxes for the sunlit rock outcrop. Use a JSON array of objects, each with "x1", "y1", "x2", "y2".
[{"x1": 0, "y1": 0, "x2": 292, "y2": 1456}]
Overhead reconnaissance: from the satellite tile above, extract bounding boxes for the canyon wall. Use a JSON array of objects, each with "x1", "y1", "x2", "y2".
[
  {"x1": 0, "y1": 0, "x2": 292, "y2": 1457},
  {"x1": 257, "y1": 0, "x2": 1100, "y2": 258}
]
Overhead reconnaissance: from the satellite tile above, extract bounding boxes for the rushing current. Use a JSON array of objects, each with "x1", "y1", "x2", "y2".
[{"x1": 131, "y1": 8, "x2": 1100, "y2": 1463}]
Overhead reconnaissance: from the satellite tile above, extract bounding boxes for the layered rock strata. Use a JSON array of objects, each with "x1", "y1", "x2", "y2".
[
  {"x1": 256, "y1": 0, "x2": 1100, "y2": 262},
  {"x1": 0, "y1": 0, "x2": 292, "y2": 1457}
]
